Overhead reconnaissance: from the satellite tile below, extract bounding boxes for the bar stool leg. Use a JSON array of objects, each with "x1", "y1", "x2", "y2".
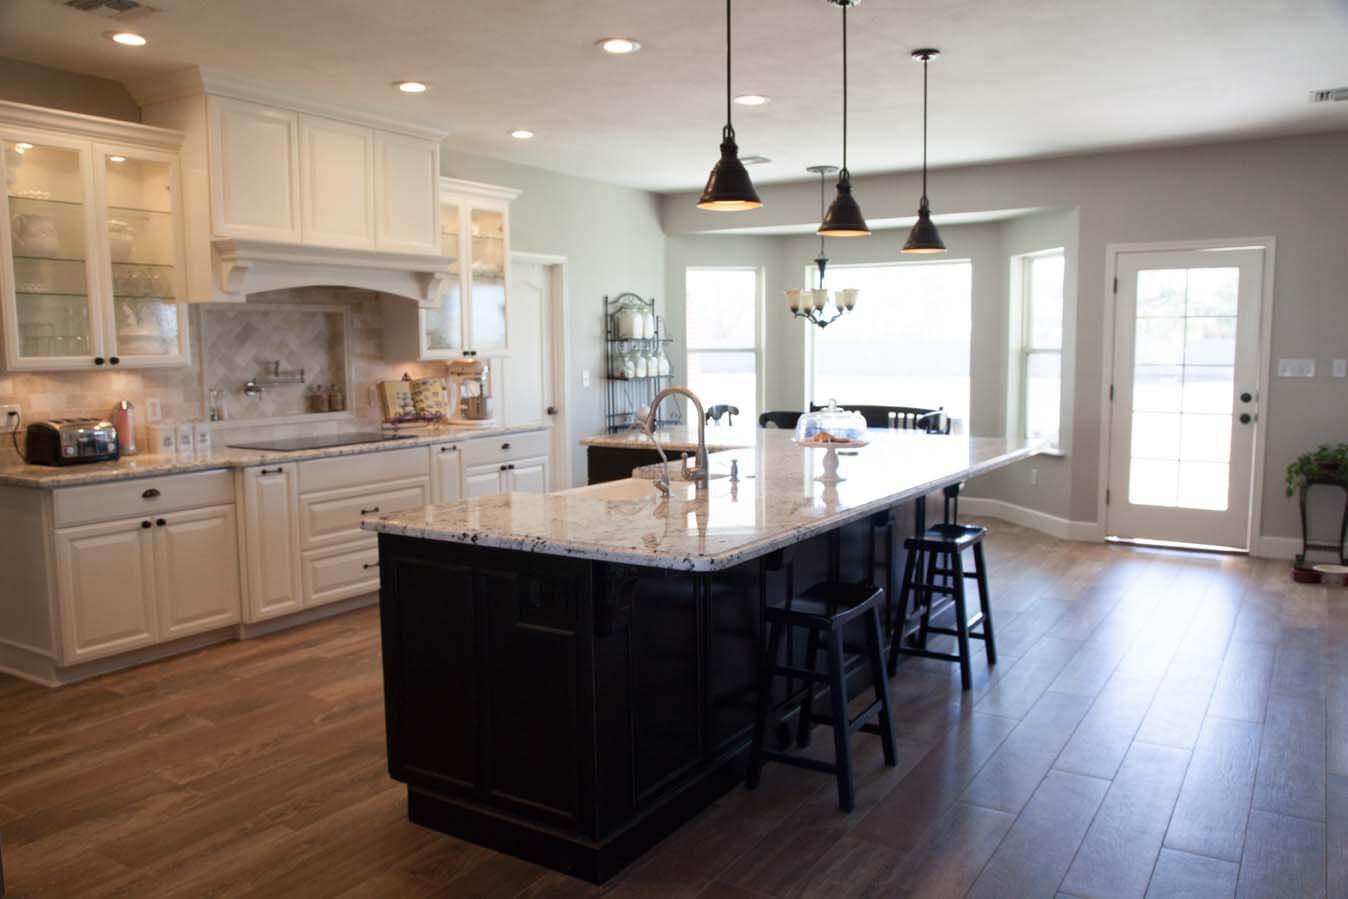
[
  {"x1": 973, "y1": 541, "x2": 997, "y2": 666},
  {"x1": 866, "y1": 606, "x2": 897, "y2": 767},
  {"x1": 888, "y1": 545, "x2": 919, "y2": 676},
  {"x1": 826, "y1": 627, "x2": 855, "y2": 812},
  {"x1": 747, "y1": 619, "x2": 785, "y2": 790},
  {"x1": 917, "y1": 547, "x2": 940, "y2": 651},
  {"x1": 951, "y1": 551, "x2": 973, "y2": 691},
  {"x1": 796, "y1": 628, "x2": 820, "y2": 748}
]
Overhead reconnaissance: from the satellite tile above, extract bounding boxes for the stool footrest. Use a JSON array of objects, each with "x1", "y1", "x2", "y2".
[
  {"x1": 774, "y1": 665, "x2": 828, "y2": 682},
  {"x1": 758, "y1": 750, "x2": 838, "y2": 775},
  {"x1": 894, "y1": 646, "x2": 962, "y2": 664}
]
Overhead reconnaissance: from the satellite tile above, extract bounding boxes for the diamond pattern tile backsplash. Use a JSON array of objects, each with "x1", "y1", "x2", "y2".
[{"x1": 0, "y1": 286, "x2": 446, "y2": 461}]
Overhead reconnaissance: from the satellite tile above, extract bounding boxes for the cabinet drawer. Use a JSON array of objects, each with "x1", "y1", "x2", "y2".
[
  {"x1": 300, "y1": 477, "x2": 429, "y2": 550},
  {"x1": 460, "y1": 430, "x2": 549, "y2": 468},
  {"x1": 53, "y1": 470, "x2": 234, "y2": 529},
  {"x1": 302, "y1": 540, "x2": 379, "y2": 607},
  {"x1": 298, "y1": 446, "x2": 429, "y2": 494}
]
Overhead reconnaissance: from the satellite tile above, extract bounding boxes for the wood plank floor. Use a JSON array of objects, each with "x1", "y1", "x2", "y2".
[{"x1": 1, "y1": 520, "x2": 1342, "y2": 898}]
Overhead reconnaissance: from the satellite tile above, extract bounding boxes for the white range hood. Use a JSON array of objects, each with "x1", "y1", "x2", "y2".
[{"x1": 212, "y1": 239, "x2": 452, "y2": 306}]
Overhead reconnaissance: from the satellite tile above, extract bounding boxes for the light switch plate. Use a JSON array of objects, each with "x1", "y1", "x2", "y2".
[
  {"x1": 1334, "y1": 359, "x2": 1347, "y2": 379},
  {"x1": 1277, "y1": 358, "x2": 1316, "y2": 378},
  {"x1": 145, "y1": 397, "x2": 163, "y2": 422},
  {"x1": 582, "y1": 369, "x2": 591, "y2": 388},
  {"x1": 1, "y1": 404, "x2": 20, "y2": 430}
]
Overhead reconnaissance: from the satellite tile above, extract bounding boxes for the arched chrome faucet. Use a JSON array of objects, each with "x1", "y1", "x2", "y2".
[{"x1": 642, "y1": 386, "x2": 710, "y2": 496}]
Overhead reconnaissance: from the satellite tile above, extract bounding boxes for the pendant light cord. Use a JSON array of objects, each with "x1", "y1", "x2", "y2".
[
  {"x1": 818, "y1": 169, "x2": 827, "y2": 257},
  {"x1": 921, "y1": 54, "x2": 929, "y2": 203},
  {"x1": 724, "y1": 0, "x2": 733, "y2": 139},
  {"x1": 841, "y1": 4, "x2": 848, "y2": 174}
]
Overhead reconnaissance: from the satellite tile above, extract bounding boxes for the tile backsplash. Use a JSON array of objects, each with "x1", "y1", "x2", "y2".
[{"x1": 0, "y1": 286, "x2": 445, "y2": 461}]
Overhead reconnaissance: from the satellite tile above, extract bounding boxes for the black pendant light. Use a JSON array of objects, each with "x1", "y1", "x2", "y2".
[
  {"x1": 818, "y1": 0, "x2": 869, "y2": 237},
  {"x1": 698, "y1": 0, "x2": 762, "y2": 211},
  {"x1": 902, "y1": 48, "x2": 947, "y2": 254}
]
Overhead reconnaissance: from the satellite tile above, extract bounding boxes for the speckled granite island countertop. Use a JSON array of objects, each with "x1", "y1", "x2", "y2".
[
  {"x1": 579, "y1": 425, "x2": 755, "y2": 454},
  {"x1": 0, "y1": 423, "x2": 545, "y2": 489},
  {"x1": 363, "y1": 429, "x2": 1042, "y2": 571}
]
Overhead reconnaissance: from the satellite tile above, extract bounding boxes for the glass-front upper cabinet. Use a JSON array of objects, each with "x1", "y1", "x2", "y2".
[
  {"x1": 467, "y1": 206, "x2": 507, "y2": 352},
  {"x1": 94, "y1": 144, "x2": 188, "y2": 366},
  {"x1": 0, "y1": 111, "x2": 189, "y2": 371},
  {"x1": 1, "y1": 134, "x2": 101, "y2": 368},
  {"x1": 422, "y1": 197, "x2": 463, "y2": 355}
]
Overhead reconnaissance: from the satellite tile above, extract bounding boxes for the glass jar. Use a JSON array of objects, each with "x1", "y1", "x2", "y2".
[
  {"x1": 793, "y1": 400, "x2": 868, "y2": 445},
  {"x1": 620, "y1": 348, "x2": 637, "y2": 380},
  {"x1": 633, "y1": 349, "x2": 648, "y2": 379}
]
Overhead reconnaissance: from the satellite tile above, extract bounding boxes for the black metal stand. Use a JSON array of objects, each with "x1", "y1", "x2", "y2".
[
  {"x1": 603, "y1": 293, "x2": 679, "y2": 433},
  {"x1": 1297, "y1": 478, "x2": 1348, "y2": 565}
]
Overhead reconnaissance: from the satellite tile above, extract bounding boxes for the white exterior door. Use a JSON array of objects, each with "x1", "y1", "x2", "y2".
[
  {"x1": 55, "y1": 517, "x2": 158, "y2": 662},
  {"x1": 1106, "y1": 247, "x2": 1266, "y2": 549},
  {"x1": 154, "y1": 505, "x2": 242, "y2": 639}
]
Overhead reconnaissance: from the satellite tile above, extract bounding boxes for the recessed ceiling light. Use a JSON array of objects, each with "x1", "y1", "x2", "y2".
[
  {"x1": 109, "y1": 31, "x2": 148, "y2": 47},
  {"x1": 597, "y1": 37, "x2": 641, "y2": 55},
  {"x1": 395, "y1": 81, "x2": 429, "y2": 94},
  {"x1": 108, "y1": 155, "x2": 127, "y2": 163},
  {"x1": 734, "y1": 94, "x2": 770, "y2": 106},
  {"x1": 14, "y1": 142, "x2": 33, "y2": 153},
  {"x1": 509, "y1": 129, "x2": 535, "y2": 140}
]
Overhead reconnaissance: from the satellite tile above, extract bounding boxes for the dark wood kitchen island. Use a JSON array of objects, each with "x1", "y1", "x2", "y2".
[{"x1": 361, "y1": 430, "x2": 1039, "y2": 882}]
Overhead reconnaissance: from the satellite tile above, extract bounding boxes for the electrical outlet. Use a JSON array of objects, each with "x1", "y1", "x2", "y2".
[
  {"x1": 145, "y1": 397, "x2": 162, "y2": 422},
  {"x1": 1030, "y1": 467, "x2": 1039, "y2": 486},
  {"x1": 1334, "y1": 359, "x2": 1347, "y2": 379},
  {"x1": 1, "y1": 404, "x2": 20, "y2": 431},
  {"x1": 1277, "y1": 357, "x2": 1316, "y2": 378}
]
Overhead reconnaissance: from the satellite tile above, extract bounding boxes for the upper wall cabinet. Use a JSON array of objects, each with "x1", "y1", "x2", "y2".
[
  {"x1": 0, "y1": 100, "x2": 191, "y2": 372},
  {"x1": 134, "y1": 70, "x2": 449, "y2": 304}
]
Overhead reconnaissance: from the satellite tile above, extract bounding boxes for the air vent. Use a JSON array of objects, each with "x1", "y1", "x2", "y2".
[
  {"x1": 58, "y1": 0, "x2": 156, "y2": 17},
  {"x1": 1309, "y1": 87, "x2": 1348, "y2": 103},
  {"x1": 740, "y1": 155, "x2": 772, "y2": 166}
]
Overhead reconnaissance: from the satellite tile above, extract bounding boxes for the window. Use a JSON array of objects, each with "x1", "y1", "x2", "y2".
[
  {"x1": 1012, "y1": 249, "x2": 1065, "y2": 451},
  {"x1": 685, "y1": 268, "x2": 760, "y2": 424},
  {"x1": 809, "y1": 261, "x2": 972, "y2": 427}
]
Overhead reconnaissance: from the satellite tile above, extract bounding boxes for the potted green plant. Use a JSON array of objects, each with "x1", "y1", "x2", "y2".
[{"x1": 1285, "y1": 443, "x2": 1348, "y2": 496}]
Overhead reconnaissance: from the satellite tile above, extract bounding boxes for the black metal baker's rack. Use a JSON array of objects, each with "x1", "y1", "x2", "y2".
[{"x1": 604, "y1": 293, "x2": 680, "y2": 433}]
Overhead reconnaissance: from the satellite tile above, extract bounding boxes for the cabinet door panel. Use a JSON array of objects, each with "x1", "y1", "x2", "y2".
[
  {"x1": 463, "y1": 463, "x2": 505, "y2": 498},
  {"x1": 55, "y1": 517, "x2": 157, "y2": 663},
  {"x1": 509, "y1": 458, "x2": 548, "y2": 495},
  {"x1": 430, "y1": 444, "x2": 463, "y2": 504},
  {"x1": 299, "y1": 115, "x2": 374, "y2": 249},
  {"x1": 241, "y1": 465, "x2": 302, "y2": 621},
  {"x1": 374, "y1": 131, "x2": 439, "y2": 254},
  {"x1": 208, "y1": 97, "x2": 301, "y2": 241},
  {"x1": 155, "y1": 505, "x2": 241, "y2": 638}
]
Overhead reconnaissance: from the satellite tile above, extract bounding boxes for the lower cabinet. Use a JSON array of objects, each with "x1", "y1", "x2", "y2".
[
  {"x1": 54, "y1": 504, "x2": 241, "y2": 664},
  {"x1": 462, "y1": 456, "x2": 550, "y2": 498},
  {"x1": 430, "y1": 442, "x2": 463, "y2": 504},
  {"x1": 241, "y1": 464, "x2": 304, "y2": 621}
]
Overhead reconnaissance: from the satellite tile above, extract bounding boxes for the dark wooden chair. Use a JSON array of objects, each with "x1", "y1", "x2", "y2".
[
  {"x1": 747, "y1": 582, "x2": 896, "y2": 812},
  {"x1": 809, "y1": 403, "x2": 950, "y2": 434},
  {"x1": 705, "y1": 404, "x2": 739, "y2": 426},
  {"x1": 758, "y1": 411, "x2": 802, "y2": 429}
]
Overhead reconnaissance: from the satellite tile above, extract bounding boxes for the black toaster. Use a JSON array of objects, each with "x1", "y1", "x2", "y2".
[{"x1": 25, "y1": 418, "x2": 120, "y2": 466}]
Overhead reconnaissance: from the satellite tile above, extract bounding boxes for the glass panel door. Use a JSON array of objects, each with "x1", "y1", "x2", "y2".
[
  {"x1": 422, "y1": 199, "x2": 462, "y2": 354},
  {"x1": 99, "y1": 148, "x2": 183, "y2": 361},
  {"x1": 467, "y1": 206, "x2": 507, "y2": 352},
  {"x1": 3, "y1": 137, "x2": 99, "y2": 363}
]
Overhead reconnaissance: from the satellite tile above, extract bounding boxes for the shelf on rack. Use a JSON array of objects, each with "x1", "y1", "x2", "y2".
[
  {"x1": 13, "y1": 254, "x2": 87, "y2": 265},
  {"x1": 111, "y1": 260, "x2": 175, "y2": 269},
  {"x1": 108, "y1": 204, "x2": 171, "y2": 217},
  {"x1": 7, "y1": 195, "x2": 83, "y2": 208},
  {"x1": 14, "y1": 290, "x2": 90, "y2": 298}
]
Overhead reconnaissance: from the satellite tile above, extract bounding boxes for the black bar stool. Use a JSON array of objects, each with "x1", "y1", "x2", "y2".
[
  {"x1": 887, "y1": 523, "x2": 997, "y2": 690},
  {"x1": 747, "y1": 582, "x2": 897, "y2": 812}
]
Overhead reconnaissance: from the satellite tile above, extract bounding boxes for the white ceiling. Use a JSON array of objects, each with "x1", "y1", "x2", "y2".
[{"x1": 3, "y1": 0, "x2": 1347, "y2": 193}]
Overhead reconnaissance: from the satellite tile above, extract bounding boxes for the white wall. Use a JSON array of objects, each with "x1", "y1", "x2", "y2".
[{"x1": 663, "y1": 132, "x2": 1348, "y2": 543}]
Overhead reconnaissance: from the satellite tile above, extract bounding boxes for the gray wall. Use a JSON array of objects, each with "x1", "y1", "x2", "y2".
[
  {"x1": 0, "y1": 57, "x2": 140, "y2": 120},
  {"x1": 663, "y1": 132, "x2": 1348, "y2": 542},
  {"x1": 439, "y1": 149, "x2": 666, "y2": 486}
]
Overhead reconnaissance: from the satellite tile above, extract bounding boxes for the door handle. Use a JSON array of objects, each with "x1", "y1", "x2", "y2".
[
  {"x1": 1239, "y1": 413, "x2": 1253, "y2": 424},
  {"x1": 546, "y1": 406, "x2": 558, "y2": 415},
  {"x1": 360, "y1": 506, "x2": 380, "y2": 515},
  {"x1": 155, "y1": 518, "x2": 167, "y2": 527},
  {"x1": 260, "y1": 467, "x2": 284, "y2": 475},
  {"x1": 141, "y1": 520, "x2": 152, "y2": 529},
  {"x1": 1240, "y1": 392, "x2": 1253, "y2": 403},
  {"x1": 142, "y1": 488, "x2": 161, "y2": 499},
  {"x1": 362, "y1": 562, "x2": 378, "y2": 570}
]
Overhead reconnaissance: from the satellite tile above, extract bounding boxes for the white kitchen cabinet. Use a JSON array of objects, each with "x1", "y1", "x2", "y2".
[
  {"x1": 381, "y1": 177, "x2": 520, "y2": 360},
  {"x1": 153, "y1": 504, "x2": 242, "y2": 639},
  {"x1": 463, "y1": 462, "x2": 506, "y2": 498},
  {"x1": 461, "y1": 455, "x2": 549, "y2": 498},
  {"x1": 430, "y1": 442, "x2": 464, "y2": 504},
  {"x1": 0, "y1": 101, "x2": 190, "y2": 371},
  {"x1": 54, "y1": 516, "x2": 159, "y2": 663},
  {"x1": 299, "y1": 114, "x2": 374, "y2": 250},
  {"x1": 207, "y1": 96, "x2": 302, "y2": 242},
  {"x1": 510, "y1": 457, "x2": 549, "y2": 494},
  {"x1": 241, "y1": 464, "x2": 303, "y2": 621},
  {"x1": 374, "y1": 131, "x2": 440, "y2": 255}
]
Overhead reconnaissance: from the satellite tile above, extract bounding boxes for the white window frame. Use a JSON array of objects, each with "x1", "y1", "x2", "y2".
[
  {"x1": 684, "y1": 266, "x2": 764, "y2": 422},
  {"x1": 1008, "y1": 247, "x2": 1066, "y2": 454},
  {"x1": 803, "y1": 258, "x2": 974, "y2": 433}
]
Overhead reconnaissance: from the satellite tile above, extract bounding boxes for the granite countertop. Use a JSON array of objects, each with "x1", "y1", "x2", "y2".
[
  {"x1": 364, "y1": 429, "x2": 1043, "y2": 572},
  {"x1": 0, "y1": 423, "x2": 546, "y2": 489},
  {"x1": 580, "y1": 425, "x2": 756, "y2": 453}
]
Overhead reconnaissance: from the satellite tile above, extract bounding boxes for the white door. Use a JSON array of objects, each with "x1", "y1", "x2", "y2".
[
  {"x1": 154, "y1": 505, "x2": 242, "y2": 639},
  {"x1": 509, "y1": 458, "x2": 549, "y2": 494},
  {"x1": 502, "y1": 259, "x2": 550, "y2": 427},
  {"x1": 1106, "y1": 247, "x2": 1266, "y2": 549},
  {"x1": 463, "y1": 462, "x2": 505, "y2": 498},
  {"x1": 54, "y1": 517, "x2": 158, "y2": 662},
  {"x1": 241, "y1": 464, "x2": 303, "y2": 620}
]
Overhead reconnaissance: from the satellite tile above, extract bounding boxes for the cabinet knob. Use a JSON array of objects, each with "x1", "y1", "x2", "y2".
[
  {"x1": 500, "y1": 464, "x2": 507, "y2": 471},
  {"x1": 440, "y1": 445, "x2": 457, "y2": 453},
  {"x1": 109, "y1": 356, "x2": 120, "y2": 366},
  {"x1": 141, "y1": 520, "x2": 152, "y2": 529},
  {"x1": 360, "y1": 506, "x2": 380, "y2": 515},
  {"x1": 260, "y1": 466, "x2": 284, "y2": 475},
  {"x1": 1239, "y1": 413, "x2": 1253, "y2": 424},
  {"x1": 155, "y1": 518, "x2": 166, "y2": 527},
  {"x1": 508, "y1": 463, "x2": 516, "y2": 470},
  {"x1": 501, "y1": 442, "x2": 511, "y2": 450},
  {"x1": 93, "y1": 356, "x2": 105, "y2": 366},
  {"x1": 362, "y1": 562, "x2": 378, "y2": 570},
  {"x1": 142, "y1": 488, "x2": 161, "y2": 499},
  {"x1": 1240, "y1": 392, "x2": 1253, "y2": 403}
]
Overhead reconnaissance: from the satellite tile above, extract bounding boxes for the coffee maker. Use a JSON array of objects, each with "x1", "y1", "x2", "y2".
[{"x1": 447, "y1": 355, "x2": 495, "y2": 423}]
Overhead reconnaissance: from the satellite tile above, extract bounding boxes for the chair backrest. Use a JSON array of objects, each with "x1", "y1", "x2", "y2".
[
  {"x1": 705, "y1": 404, "x2": 740, "y2": 426},
  {"x1": 808, "y1": 403, "x2": 950, "y2": 434},
  {"x1": 758, "y1": 411, "x2": 802, "y2": 429}
]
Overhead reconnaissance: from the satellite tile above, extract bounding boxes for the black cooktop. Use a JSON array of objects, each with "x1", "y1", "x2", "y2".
[{"x1": 227, "y1": 433, "x2": 416, "y2": 452}]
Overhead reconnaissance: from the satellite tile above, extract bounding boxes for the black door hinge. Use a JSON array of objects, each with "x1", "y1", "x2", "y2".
[
  {"x1": 1106, "y1": 488, "x2": 1111, "y2": 505},
  {"x1": 1113, "y1": 276, "x2": 1119, "y2": 294},
  {"x1": 1109, "y1": 383, "x2": 1114, "y2": 401}
]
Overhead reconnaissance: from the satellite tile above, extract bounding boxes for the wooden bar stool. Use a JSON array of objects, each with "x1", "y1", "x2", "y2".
[
  {"x1": 746, "y1": 582, "x2": 897, "y2": 812},
  {"x1": 887, "y1": 523, "x2": 997, "y2": 690}
]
